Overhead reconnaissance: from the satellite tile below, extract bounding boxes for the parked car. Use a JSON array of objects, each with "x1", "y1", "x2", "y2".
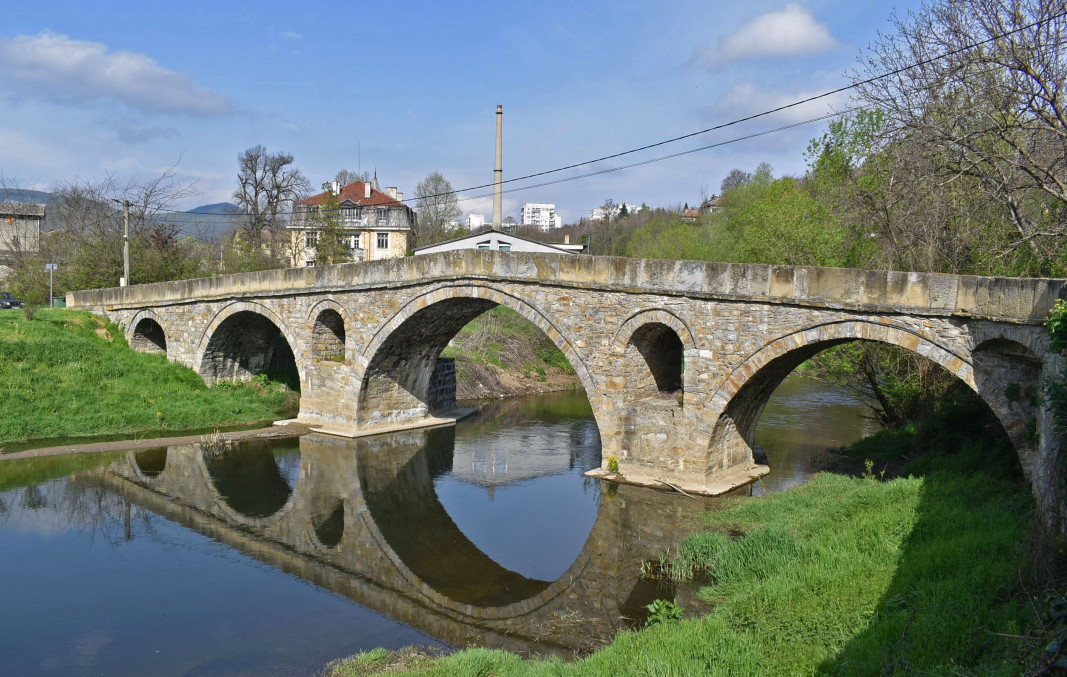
[{"x1": 0, "y1": 292, "x2": 24, "y2": 309}]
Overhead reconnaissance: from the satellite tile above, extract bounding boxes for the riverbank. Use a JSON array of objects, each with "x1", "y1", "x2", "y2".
[
  {"x1": 443, "y1": 306, "x2": 581, "y2": 400},
  {"x1": 0, "y1": 309, "x2": 299, "y2": 450},
  {"x1": 330, "y1": 467, "x2": 1043, "y2": 676}
]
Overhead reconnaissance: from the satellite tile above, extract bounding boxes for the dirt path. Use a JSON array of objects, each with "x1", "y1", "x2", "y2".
[{"x1": 0, "y1": 422, "x2": 313, "y2": 462}]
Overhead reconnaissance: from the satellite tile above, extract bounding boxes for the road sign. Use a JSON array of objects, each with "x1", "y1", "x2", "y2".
[{"x1": 45, "y1": 263, "x2": 57, "y2": 271}]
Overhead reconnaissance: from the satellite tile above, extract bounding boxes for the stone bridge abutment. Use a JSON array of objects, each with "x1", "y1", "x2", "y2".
[{"x1": 71, "y1": 251, "x2": 1065, "y2": 514}]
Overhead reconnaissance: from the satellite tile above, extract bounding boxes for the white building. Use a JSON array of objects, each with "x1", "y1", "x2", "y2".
[
  {"x1": 413, "y1": 228, "x2": 585, "y2": 256},
  {"x1": 588, "y1": 203, "x2": 639, "y2": 221},
  {"x1": 466, "y1": 213, "x2": 486, "y2": 230},
  {"x1": 520, "y1": 203, "x2": 562, "y2": 231}
]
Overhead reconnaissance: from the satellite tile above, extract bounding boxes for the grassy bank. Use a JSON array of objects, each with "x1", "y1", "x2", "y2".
[
  {"x1": 0, "y1": 309, "x2": 296, "y2": 447},
  {"x1": 332, "y1": 469, "x2": 1038, "y2": 676},
  {"x1": 442, "y1": 306, "x2": 578, "y2": 400}
]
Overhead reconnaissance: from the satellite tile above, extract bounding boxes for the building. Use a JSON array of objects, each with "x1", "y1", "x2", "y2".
[
  {"x1": 466, "y1": 213, "x2": 486, "y2": 230},
  {"x1": 520, "y1": 203, "x2": 562, "y2": 231},
  {"x1": 413, "y1": 228, "x2": 585, "y2": 256},
  {"x1": 588, "y1": 203, "x2": 638, "y2": 221},
  {"x1": 0, "y1": 202, "x2": 44, "y2": 281},
  {"x1": 0, "y1": 202, "x2": 43, "y2": 255},
  {"x1": 700, "y1": 196, "x2": 723, "y2": 214},
  {"x1": 289, "y1": 179, "x2": 415, "y2": 267}
]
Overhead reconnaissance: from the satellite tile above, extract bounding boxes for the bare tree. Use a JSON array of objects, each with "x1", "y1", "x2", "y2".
[
  {"x1": 720, "y1": 169, "x2": 753, "y2": 193},
  {"x1": 334, "y1": 169, "x2": 370, "y2": 186},
  {"x1": 853, "y1": 0, "x2": 1067, "y2": 272},
  {"x1": 232, "y1": 145, "x2": 311, "y2": 260},
  {"x1": 414, "y1": 171, "x2": 461, "y2": 246}
]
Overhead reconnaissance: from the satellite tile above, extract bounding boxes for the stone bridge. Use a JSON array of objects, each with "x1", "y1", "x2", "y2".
[
  {"x1": 81, "y1": 431, "x2": 709, "y2": 654},
  {"x1": 68, "y1": 251, "x2": 1065, "y2": 507}
]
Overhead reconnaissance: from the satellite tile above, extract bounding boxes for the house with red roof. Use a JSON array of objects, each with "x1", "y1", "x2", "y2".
[{"x1": 289, "y1": 176, "x2": 416, "y2": 267}]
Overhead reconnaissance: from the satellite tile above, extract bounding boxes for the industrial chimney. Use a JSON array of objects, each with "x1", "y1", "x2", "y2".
[{"x1": 493, "y1": 104, "x2": 503, "y2": 228}]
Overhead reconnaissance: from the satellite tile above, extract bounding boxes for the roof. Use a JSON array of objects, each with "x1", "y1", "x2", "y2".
[
  {"x1": 412, "y1": 228, "x2": 576, "y2": 255},
  {"x1": 682, "y1": 208, "x2": 699, "y2": 218},
  {"x1": 0, "y1": 202, "x2": 45, "y2": 218},
  {"x1": 296, "y1": 181, "x2": 406, "y2": 208}
]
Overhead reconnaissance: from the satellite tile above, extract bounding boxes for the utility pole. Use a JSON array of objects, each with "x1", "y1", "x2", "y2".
[
  {"x1": 122, "y1": 199, "x2": 130, "y2": 287},
  {"x1": 493, "y1": 105, "x2": 503, "y2": 228}
]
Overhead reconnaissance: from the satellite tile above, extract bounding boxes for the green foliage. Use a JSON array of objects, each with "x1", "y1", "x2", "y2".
[
  {"x1": 606, "y1": 455, "x2": 619, "y2": 474},
  {"x1": 644, "y1": 599, "x2": 684, "y2": 627},
  {"x1": 310, "y1": 182, "x2": 350, "y2": 265},
  {"x1": 0, "y1": 309, "x2": 292, "y2": 444},
  {"x1": 1049, "y1": 299, "x2": 1067, "y2": 355}
]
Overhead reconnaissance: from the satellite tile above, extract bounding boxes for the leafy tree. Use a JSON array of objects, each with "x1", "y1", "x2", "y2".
[
  {"x1": 414, "y1": 171, "x2": 461, "y2": 246},
  {"x1": 308, "y1": 182, "x2": 349, "y2": 265},
  {"x1": 853, "y1": 0, "x2": 1067, "y2": 275}
]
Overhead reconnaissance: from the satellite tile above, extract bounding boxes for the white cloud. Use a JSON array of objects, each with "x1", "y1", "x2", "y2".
[
  {"x1": 279, "y1": 31, "x2": 303, "y2": 40},
  {"x1": 706, "y1": 83, "x2": 851, "y2": 125},
  {"x1": 0, "y1": 31, "x2": 231, "y2": 115},
  {"x1": 698, "y1": 4, "x2": 837, "y2": 67}
]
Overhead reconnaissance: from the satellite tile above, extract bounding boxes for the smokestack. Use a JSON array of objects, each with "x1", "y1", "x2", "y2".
[
  {"x1": 396, "y1": 192, "x2": 403, "y2": 202},
  {"x1": 364, "y1": 183, "x2": 371, "y2": 199},
  {"x1": 330, "y1": 181, "x2": 341, "y2": 194},
  {"x1": 386, "y1": 187, "x2": 397, "y2": 200},
  {"x1": 493, "y1": 104, "x2": 502, "y2": 228}
]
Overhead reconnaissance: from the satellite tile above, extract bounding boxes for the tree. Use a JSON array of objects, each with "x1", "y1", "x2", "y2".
[
  {"x1": 309, "y1": 182, "x2": 350, "y2": 265},
  {"x1": 334, "y1": 169, "x2": 370, "y2": 186},
  {"x1": 414, "y1": 171, "x2": 461, "y2": 246},
  {"x1": 853, "y1": 0, "x2": 1067, "y2": 274},
  {"x1": 720, "y1": 168, "x2": 753, "y2": 193},
  {"x1": 232, "y1": 145, "x2": 310, "y2": 262}
]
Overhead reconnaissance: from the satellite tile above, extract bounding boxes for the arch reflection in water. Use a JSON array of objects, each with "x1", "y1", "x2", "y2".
[
  {"x1": 90, "y1": 397, "x2": 712, "y2": 655},
  {"x1": 205, "y1": 444, "x2": 299, "y2": 518}
]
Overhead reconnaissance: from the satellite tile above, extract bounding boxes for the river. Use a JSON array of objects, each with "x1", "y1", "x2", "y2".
[{"x1": 0, "y1": 375, "x2": 875, "y2": 675}]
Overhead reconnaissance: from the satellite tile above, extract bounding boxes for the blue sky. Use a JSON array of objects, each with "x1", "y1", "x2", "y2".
[{"x1": 0, "y1": 1, "x2": 922, "y2": 224}]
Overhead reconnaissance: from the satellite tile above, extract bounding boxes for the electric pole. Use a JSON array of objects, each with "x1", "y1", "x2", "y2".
[{"x1": 122, "y1": 199, "x2": 130, "y2": 287}]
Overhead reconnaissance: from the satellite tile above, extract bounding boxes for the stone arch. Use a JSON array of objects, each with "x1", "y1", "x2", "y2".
[
  {"x1": 612, "y1": 309, "x2": 697, "y2": 401},
  {"x1": 356, "y1": 283, "x2": 598, "y2": 428},
  {"x1": 310, "y1": 308, "x2": 346, "y2": 362},
  {"x1": 706, "y1": 319, "x2": 1033, "y2": 482},
  {"x1": 127, "y1": 310, "x2": 167, "y2": 355},
  {"x1": 195, "y1": 301, "x2": 305, "y2": 386}
]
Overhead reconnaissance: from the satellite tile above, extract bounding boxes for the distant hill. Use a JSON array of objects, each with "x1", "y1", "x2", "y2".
[
  {"x1": 162, "y1": 202, "x2": 241, "y2": 240},
  {"x1": 0, "y1": 188, "x2": 52, "y2": 205},
  {"x1": 187, "y1": 202, "x2": 238, "y2": 215},
  {"x1": 0, "y1": 190, "x2": 241, "y2": 240}
]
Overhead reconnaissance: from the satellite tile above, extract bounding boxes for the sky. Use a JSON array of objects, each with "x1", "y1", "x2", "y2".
[{"x1": 0, "y1": 0, "x2": 924, "y2": 225}]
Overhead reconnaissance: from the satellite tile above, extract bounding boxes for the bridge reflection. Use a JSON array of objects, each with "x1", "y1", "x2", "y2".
[{"x1": 80, "y1": 431, "x2": 721, "y2": 655}]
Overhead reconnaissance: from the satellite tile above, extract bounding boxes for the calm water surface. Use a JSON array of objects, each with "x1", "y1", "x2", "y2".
[{"x1": 0, "y1": 378, "x2": 871, "y2": 675}]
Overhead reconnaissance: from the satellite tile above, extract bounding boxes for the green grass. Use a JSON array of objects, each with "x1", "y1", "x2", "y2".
[
  {"x1": 443, "y1": 306, "x2": 575, "y2": 374},
  {"x1": 0, "y1": 309, "x2": 296, "y2": 446},
  {"x1": 330, "y1": 469, "x2": 1037, "y2": 676}
]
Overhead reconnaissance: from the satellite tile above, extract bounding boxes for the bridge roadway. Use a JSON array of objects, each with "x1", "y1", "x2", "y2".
[
  {"x1": 68, "y1": 251, "x2": 1065, "y2": 508},
  {"x1": 78, "y1": 431, "x2": 711, "y2": 655}
]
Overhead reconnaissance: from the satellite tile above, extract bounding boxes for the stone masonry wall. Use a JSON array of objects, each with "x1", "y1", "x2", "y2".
[{"x1": 70, "y1": 251, "x2": 1065, "y2": 501}]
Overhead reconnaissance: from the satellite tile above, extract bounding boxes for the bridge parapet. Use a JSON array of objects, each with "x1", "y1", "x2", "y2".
[{"x1": 68, "y1": 251, "x2": 1063, "y2": 324}]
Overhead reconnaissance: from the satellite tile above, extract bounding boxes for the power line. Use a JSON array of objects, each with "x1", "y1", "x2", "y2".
[{"x1": 131, "y1": 7, "x2": 1067, "y2": 216}]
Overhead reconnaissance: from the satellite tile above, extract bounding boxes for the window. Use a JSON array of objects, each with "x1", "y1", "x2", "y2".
[
  {"x1": 377, "y1": 208, "x2": 388, "y2": 225},
  {"x1": 377, "y1": 232, "x2": 389, "y2": 249},
  {"x1": 477, "y1": 240, "x2": 491, "y2": 250},
  {"x1": 341, "y1": 206, "x2": 361, "y2": 219},
  {"x1": 498, "y1": 244, "x2": 511, "y2": 251},
  {"x1": 306, "y1": 231, "x2": 319, "y2": 246}
]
